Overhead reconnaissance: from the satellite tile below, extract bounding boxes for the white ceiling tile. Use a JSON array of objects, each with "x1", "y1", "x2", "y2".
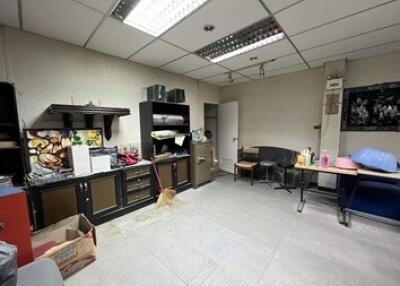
[
  {"x1": 74, "y1": 0, "x2": 117, "y2": 14},
  {"x1": 292, "y1": 1, "x2": 400, "y2": 51},
  {"x1": 302, "y1": 24, "x2": 400, "y2": 62},
  {"x1": 275, "y1": 0, "x2": 392, "y2": 36},
  {"x1": 203, "y1": 72, "x2": 242, "y2": 84},
  {"x1": 185, "y1": 64, "x2": 229, "y2": 79},
  {"x1": 219, "y1": 39, "x2": 295, "y2": 70},
  {"x1": 261, "y1": 0, "x2": 302, "y2": 14},
  {"x1": 249, "y1": 63, "x2": 308, "y2": 79},
  {"x1": 308, "y1": 41, "x2": 400, "y2": 68},
  {"x1": 22, "y1": 0, "x2": 103, "y2": 46},
  {"x1": 0, "y1": 0, "x2": 19, "y2": 28},
  {"x1": 129, "y1": 40, "x2": 188, "y2": 68},
  {"x1": 87, "y1": 17, "x2": 154, "y2": 58},
  {"x1": 238, "y1": 53, "x2": 304, "y2": 76},
  {"x1": 162, "y1": 0, "x2": 268, "y2": 51},
  {"x1": 161, "y1": 54, "x2": 210, "y2": 74}
]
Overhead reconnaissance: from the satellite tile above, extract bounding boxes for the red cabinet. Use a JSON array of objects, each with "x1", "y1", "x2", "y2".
[{"x1": 0, "y1": 187, "x2": 33, "y2": 266}]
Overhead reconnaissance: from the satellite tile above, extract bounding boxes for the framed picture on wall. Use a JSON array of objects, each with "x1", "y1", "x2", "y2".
[
  {"x1": 341, "y1": 82, "x2": 400, "y2": 131},
  {"x1": 24, "y1": 128, "x2": 103, "y2": 174}
]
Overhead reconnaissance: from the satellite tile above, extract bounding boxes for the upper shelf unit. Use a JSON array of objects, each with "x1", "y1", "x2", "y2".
[{"x1": 47, "y1": 104, "x2": 131, "y2": 140}]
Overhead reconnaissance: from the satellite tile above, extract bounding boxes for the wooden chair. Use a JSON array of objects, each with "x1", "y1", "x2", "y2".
[{"x1": 234, "y1": 147, "x2": 259, "y2": 186}]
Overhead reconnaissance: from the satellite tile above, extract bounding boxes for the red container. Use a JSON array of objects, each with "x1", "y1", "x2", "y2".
[{"x1": 0, "y1": 187, "x2": 34, "y2": 266}]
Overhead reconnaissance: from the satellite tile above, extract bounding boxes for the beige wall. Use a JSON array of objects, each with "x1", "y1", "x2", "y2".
[
  {"x1": 0, "y1": 26, "x2": 220, "y2": 150},
  {"x1": 221, "y1": 51, "x2": 400, "y2": 159},
  {"x1": 340, "y1": 51, "x2": 400, "y2": 158},
  {"x1": 221, "y1": 68, "x2": 325, "y2": 152}
]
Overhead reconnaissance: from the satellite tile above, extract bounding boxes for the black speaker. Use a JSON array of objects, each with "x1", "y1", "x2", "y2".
[
  {"x1": 167, "y1": 89, "x2": 185, "y2": 103},
  {"x1": 147, "y1": 85, "x2": 166, "y2": 102}
]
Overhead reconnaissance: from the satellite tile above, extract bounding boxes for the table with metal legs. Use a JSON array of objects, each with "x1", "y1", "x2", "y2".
[{"x1": 296, "y1": 165, "x2": 358, "y2": 226}]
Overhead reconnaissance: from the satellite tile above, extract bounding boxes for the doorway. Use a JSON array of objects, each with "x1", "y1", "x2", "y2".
[{"x1": 204, "y1": 103, "x2": 218, "y2": 158}]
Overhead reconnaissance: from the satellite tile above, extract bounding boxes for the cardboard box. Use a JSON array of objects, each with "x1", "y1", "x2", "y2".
[{"x1": 31, "y1": 214, "x2": 96, "y2": 279}]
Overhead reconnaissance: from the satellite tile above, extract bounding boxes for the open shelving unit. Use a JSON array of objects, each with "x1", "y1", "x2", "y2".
[{"x1": 139, "y1": 101, "x2": 191, "y2": 192}]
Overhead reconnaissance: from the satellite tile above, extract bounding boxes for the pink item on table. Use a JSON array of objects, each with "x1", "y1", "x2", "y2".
[
  {"x1": 335, "y1": 157, "x2": 358, "y2": 170},
  {"x1": 320, "y1": 150, "x2": 329, "y2": 168}
]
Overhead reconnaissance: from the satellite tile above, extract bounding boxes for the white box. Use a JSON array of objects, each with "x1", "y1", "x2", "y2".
[
  {"x1": 90, "y1": 155, "x2": 111, "y2": 173},
  {"x1": 69, "y1": 146, "x2": 91, "y2": 176}
]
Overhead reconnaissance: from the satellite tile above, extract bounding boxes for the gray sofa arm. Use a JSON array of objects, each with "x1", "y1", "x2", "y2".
[{"x1": 17, "y1": 258, "x2": 64, "y2": 286}]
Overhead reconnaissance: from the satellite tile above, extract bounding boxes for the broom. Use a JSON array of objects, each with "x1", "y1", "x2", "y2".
[{"x1": 152, "y1": 161, "x2": 176, "y2": 208}]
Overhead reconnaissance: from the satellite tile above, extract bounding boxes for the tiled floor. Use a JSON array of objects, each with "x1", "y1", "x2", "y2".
[{"x1": 66, "y1": 174, "x2": 400, "y2": 286}]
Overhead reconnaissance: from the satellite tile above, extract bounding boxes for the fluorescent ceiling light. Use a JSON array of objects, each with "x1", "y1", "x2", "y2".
[
  {"x1": 113, "y1": 0, "x2": 208, "y2": 37},
  {"x1": 210, "y1": 32, "x2": 285, "y2": 63},
  {"x1": 196, "y1": 17, "x2": 285, "y2": 63}
]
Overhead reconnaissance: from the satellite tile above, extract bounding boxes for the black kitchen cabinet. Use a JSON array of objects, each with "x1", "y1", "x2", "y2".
[
  {"x1": 28, "y1": 163, "x2": 155, "y2": 230},
  {"x1": 155, "y1": 156, "x2": 191, "y2": 194}
]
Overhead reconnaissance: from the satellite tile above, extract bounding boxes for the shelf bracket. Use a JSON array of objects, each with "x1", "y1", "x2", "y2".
[
  {"x1": 103, "y1": 115, "x2": 114, "y2": 140},
  {"x1": 62, "y1": 113, "x2": 73, "y2": 128}
]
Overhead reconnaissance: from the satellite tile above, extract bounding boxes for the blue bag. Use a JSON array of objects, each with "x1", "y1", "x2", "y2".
[{"x1": 351, "y1": 147, "x2": 399, "y2": 173}]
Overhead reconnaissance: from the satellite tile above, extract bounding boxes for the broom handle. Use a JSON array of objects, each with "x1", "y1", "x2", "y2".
[{"x1": 152, "y1": 161, "x2": 164, "y2": 191}]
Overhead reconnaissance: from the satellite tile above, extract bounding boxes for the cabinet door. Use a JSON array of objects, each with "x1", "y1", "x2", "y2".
[
  {"x1": 157, "y1": 163, "x2": 174, "y2": 189},
  {"x1": 176, "y1": 158, "x2": 190, "y2": 187},
  {"x1": 40, "y1": 184, "x2": 80, "y2": 227},
  {"x1": 85, "y1": 174, "x2": 121, "y2": 223}
]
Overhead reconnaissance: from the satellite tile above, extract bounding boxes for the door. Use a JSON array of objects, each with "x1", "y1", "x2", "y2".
[
  {"x1": 218, "y1": 101, "x2": 239, "y2": 173},
  {"x1": 156, "y1": 163, "x2": 174, "y2": 189},
  {"x1": 39, "y1": 183, "x2": 80, "y2": 227},
  {"x1": 84, "y1": 173, "x2": 121, "y2": 224},
  {"x1": 176, "y1": 158, "x2": 190, "y2": 187}
]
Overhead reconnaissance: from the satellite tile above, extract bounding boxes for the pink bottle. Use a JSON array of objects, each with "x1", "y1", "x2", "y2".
[{"x1": 320, "y1": 150, "x2": 329, "y2": 168}]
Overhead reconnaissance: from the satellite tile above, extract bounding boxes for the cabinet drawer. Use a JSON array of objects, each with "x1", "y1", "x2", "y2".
[
  {"x1": 126, "y1": 188, "x2": 151, "y2": 204},
  {"x1": 126, "y1": 177, "x2": 151, "y2": 192},
  {"x1": 125, "y1": 166, "x2": 151, "y2": 180}
]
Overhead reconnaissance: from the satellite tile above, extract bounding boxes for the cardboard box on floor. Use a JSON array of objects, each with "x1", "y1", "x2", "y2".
[{"x1": 31, "y1": 214, "x2": 97, "y2": 279}]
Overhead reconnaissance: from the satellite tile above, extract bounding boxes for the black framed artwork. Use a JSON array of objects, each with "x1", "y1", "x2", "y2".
[{"x1": 341, "y1": 82, "x2": 400, "y2": 131}]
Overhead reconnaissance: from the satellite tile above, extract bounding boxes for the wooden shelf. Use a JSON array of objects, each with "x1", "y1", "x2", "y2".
[
  {"x1": 47, "y1": 104, "x2": 131, "y2": 140},
  {"x1": 47, "y1": 104, "x2": 130, "y2": 116}
]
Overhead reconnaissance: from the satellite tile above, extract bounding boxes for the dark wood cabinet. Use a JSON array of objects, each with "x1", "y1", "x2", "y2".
[
  {"x1": 155, "y1": 156, "x2": 191, "y2": 193},
  {"x1": 29, "y1": 163, "x2": 155, "y2": 230},
  {"x1": 83, "y1": 173, "x2": 122, "y2": 225},
  {"x1": 139, "y1": 101, "x2": 192, "y2": 192},
  {"x1": 0, "y1": 82, "x2": 24, "y2": 184},
  {"x1": 39, "y1": 183, "x2": 80, "y2": 227}
]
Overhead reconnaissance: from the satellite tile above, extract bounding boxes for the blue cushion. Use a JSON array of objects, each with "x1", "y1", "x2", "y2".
[{"x1": 351, "y1": 147, "x2": 398, "y2": 173}]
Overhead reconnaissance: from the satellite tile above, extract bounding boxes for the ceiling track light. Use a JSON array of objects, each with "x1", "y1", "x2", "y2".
[
  {"x1": 259, "y1": 64, "x2": 265, "y2": 79},
  {"x1": 113, "y1": 0, "x2": 209, "y2": 37},
  {"x1": 195, "y1": 16, "x2": 285, "y2": 63},
  {"x1": 228, "y1": 72, "x2": 234, "y2": 83}
]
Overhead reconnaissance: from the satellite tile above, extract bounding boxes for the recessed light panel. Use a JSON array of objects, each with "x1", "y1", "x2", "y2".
[
  {"x1": 196, "y1": 17, "x2": 285, "y2": 63},
  {"x1": 113, "y1": 0, "x2": 209, "y2": 37}
]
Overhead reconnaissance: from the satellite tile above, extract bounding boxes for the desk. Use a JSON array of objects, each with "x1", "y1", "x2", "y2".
[
  {"x1": 296, "y1": 165, "x2": 357, "y2": 225},
  {"x1": 296, "y1": 164, "x2": 400, "y2": 226}
]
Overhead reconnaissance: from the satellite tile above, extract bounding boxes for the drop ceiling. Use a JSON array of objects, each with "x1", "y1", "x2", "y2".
[{"x1": 0, "y1": 0, "x2": 399, "y2": 86}]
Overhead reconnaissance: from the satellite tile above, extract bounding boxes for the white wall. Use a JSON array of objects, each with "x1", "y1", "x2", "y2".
[
  {"x1": 220, "y1": 51, "x2": 400, "y2": 159},
  {"x1": 221, "y1": 68, "x2": 325, "y2": 152},
  {"x1": 0, "y1": 26, "x2": 220, "y2": 150},
  {"x1": 340, "y1": 51, "x2": 400, "y2": 158}
]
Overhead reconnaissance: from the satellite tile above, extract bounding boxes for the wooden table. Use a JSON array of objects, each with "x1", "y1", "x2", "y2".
[{"x1": 296, "y1": 164, "x2": 400, "y2": 226}]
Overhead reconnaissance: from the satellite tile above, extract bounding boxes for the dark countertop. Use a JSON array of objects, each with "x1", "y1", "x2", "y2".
[{"x1": 26, "y1": 159, "x2": 152, "y2": 188}]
